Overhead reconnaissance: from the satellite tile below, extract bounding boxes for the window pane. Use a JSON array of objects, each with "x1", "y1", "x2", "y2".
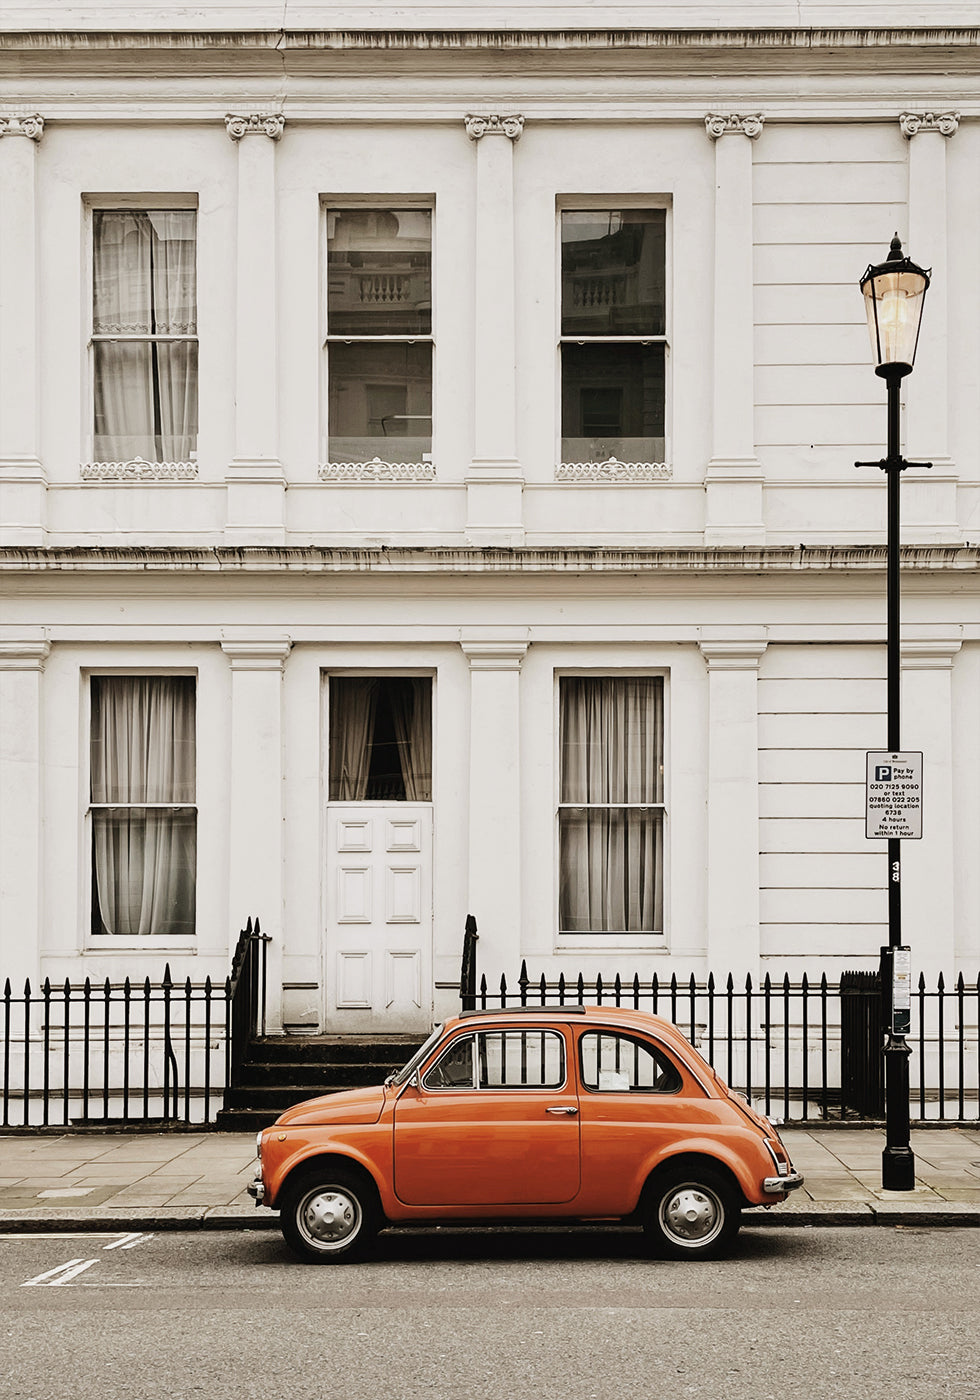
[
  {"x1": 329, "y1": 677, "x2": 432, "y2": 802},
  {"x1": 561, "y1": 209, "x2": 665, "y2": 336},
  {"x1": 94, "y1": 210, "x2": 197, "y2": 336},
  {"x1": 580, "y1": 1032, "x2": 680, "y2": 1093},
  {"x1": 328, "y1": 342, "x2": 431, "y2": 463},
  {"x1": 478, "y1": 1031, "x2": 565, "y2": 1089},
  {"x1": 560, "y1": 677, "x2": 663, "y2": 805},
  {"x1": 328, "y1": 208, "x2": 431, "y2": 335},
  {"x1": 92, "y1": 809, "x2": 196, "y2": 937},
  {"x1": 91, "y1": 676, "x2": 196, "y2": 804},
  {"x1": 561, "y1": 342, "x2": 664, "y2": 463},
  {"x1": 559, "y1": 808, "x2": 663, "y2": 934},
  {"x1": 423, "y1": 1035, "x2": 475, "y2": 1089},
  {"x1": 93, "y1": 340, "x2": 198, "y2": 462}
]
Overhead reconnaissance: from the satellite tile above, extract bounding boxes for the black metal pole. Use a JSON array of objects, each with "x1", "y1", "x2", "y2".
[{"x1": 881, "y1": 367, "x2": 914, "y2": 1192}]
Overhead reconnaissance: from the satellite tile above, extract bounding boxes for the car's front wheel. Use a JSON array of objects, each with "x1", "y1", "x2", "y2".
[
  {"x1": 643, "y1": 1168, "x2": 740, "y2": 1260},
  {"x1": 279, "y1": 1165, "x2": 382, "y2": 1264}
]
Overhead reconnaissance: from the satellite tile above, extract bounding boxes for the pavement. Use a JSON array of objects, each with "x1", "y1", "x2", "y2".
[{"x1": 0, "y1": 1125, "x2": 979, "y2": 1233}]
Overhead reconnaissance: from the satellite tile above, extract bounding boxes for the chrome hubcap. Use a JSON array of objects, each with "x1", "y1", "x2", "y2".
[
  {"x1": 299, "y1": 1188, "x2": 362, "y2": 1249},
  {"x1": 661, "y1": 1185, "x2": 723, "y2": 1246}
]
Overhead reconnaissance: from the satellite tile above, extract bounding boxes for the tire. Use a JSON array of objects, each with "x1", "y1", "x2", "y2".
[
  {"x1": 643, "y1": 1168, "x2": 741, "y2": 1260},
  {"x1": 279, "y1": 1166, "x2": 382, "y2": 1264}
]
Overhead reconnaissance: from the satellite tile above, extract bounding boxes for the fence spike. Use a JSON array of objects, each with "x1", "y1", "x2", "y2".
[
  {"x1": 254, "y1": 917, "x2": 261, "y2": 935},
  {"x1": 4, "y1": 978, "x2": 10, "y2": 998},
  {"x1": 518, "y1": 959, "x2": 529, "y2": 988},
  {"x1": 539, "y1": 973, "x2": 547, "y2": 1004},
  {"x1": 726, "y1": 973, "x2": 734, "y2": 992},
  {"x1": 83, "y1": 977, "x2": 91, "y2": 996},
  {"x1": 23, "y1": 978, "x2": 31, "y2": 998},
  {"x1": 764, "y1": 972, "x2": 772, "y2": 992},
  {"x1": 801, "y1": 971, "x2": 809, "y2": 992},
  {"x1": 577, "y1": 972, "x2": 585, "y2": 1000},
  {"x1": 43, "y1": 977, "x2": 51, "y2": 995},
  {"x1": 919, "y1": 971, "x2": 926, "y2": 990},
  {"x1": 745, "y1": 973, "x2": 753, "y2": 991},
  {"x1": 104, "y1": 977, "x2": 111, "y2": 995},
  {"x1": 595, "y1": 973, "x2": 603, "y2": 1004},
  {"x1": 205, "y1": 975, "x2": 213, "y2": 992},
  {"x1": 163, "y1": 964, "x2": 173, "y2": 989},
  {"x1": 670, "y1": 973, "x2": 677, "y2": 993},
  {"x1": 707, "y1": 971, "x2": 715, "y2": 993},
  {"x1": 245, "y1": 916, "x2": 253, "y2": 936},
  {"x1": 820, "y1": 972, "x2": 828, "y2": 992},
  {"x1": 783, "y1": 972, "x2": 791, "y2": 992},
  {"x1": 937, "y1": 970, "x2": 946, "y2": 992},
  {"x1": 957, "y1": 971, "x2": 965, "y2": 993}
]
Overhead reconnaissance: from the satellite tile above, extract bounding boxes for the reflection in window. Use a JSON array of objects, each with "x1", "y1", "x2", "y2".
[
  {"x1": 325, "y1": 208, "x2": 432, "y2": 464},
  {"x1": 560, "y1": 208, "x2": 667, "y2": 464}
]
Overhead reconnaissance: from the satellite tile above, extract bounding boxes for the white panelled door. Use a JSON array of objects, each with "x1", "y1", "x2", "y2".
[{"x1": 325, "y1": 805, "x2": 433, "y2": 1032}]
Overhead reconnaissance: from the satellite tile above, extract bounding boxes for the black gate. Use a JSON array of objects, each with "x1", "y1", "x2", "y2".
[{"x1": 840, "y1": 970, "x2": 884, "y2": 1117}]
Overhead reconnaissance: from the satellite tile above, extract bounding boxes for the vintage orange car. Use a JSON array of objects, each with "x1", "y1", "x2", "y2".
[{"x1": 248, "y1": 1004, "x2": 803, "y2": 1262}]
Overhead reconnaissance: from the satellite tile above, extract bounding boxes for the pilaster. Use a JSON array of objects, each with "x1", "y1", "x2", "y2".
[
  {"x1": 224, "y1": 114, "x2": 286, "y2": 545},
  {"x1": 899, "y1": 630, "x2": 961, "y2": 981},
  {"x1": 0, "y1": 634, "x2": 50, "y2": 992},
  {"x1": 221, "y1": 638, "x2": 292, "y2": 1030},
  {"x1": 900, "y1": 111, "x2": 959, "y2": 543},
  {"x1": 460, "y1": 629, "x2": 528, "y2": 979},
  {"x1": 704, "y1": 115, "x2": 765, "y2": 546},
  {"x1": 0, "y1": 113, "x2": 46, "y2": 545},
  {"x1": 464, "y1": 115, "x2": 525, "y2": 546},
  {"x1": 699, "y1": 631, "x2": 767, "y2": 976}
]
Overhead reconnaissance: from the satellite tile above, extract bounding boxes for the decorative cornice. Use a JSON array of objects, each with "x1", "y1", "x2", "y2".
[
  {"x1": 1, "y1": 545, "x2": 977, "y2": 577},
  {"x1": 698, "y1": 637, "x2": 768, "y2": 669},
  {"x1": 899, "y1": 111, "x2": 959, "y2": 137},
  {"x1": 557, "y1": 460, "x2": 672, "y2": 483},
  {"x1": 459, "y1": 630, "x2": 529, "y2": 670},
  {"x1": 318, "y1": 459, "x2": 435, "y2": 483},
  {"x1": 220, "y1": 639, "x2": 292, "y2": 669},
  {"x1": 0, "y1": 113, "x2": 44, "y2": 141},
  {"x1": 705, "y1": 112, "x2": 764, "y2": 139},
  {"x1": 0, "y1": 638, "x2": 50, "y2": 670},
  {"x1": 225, "y1": 112, "x2": 284, "y2": 141},
  {"x1": 81, "y1": 458, "x2": 198, "y2": 481},
  {"x1": 465, "y1": 113, "x2": 524, "y2": 141}
]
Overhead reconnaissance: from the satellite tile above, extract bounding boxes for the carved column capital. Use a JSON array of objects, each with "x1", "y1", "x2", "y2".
[
  {"x1": 225, "y1": 112, "x2": 285, "y2": 141},
  {"x1": 465, "y1": 113, "x2": 524, "y2": 141},
  {"x1": 0, "y1": 113, "x2": 44, "y2": 141},
  {"x1": 900, "y1": 111, "x2": 959, "y2": 139},
  {"x1": 705, "y1": 113, "x2": 763, "y2": 140}
]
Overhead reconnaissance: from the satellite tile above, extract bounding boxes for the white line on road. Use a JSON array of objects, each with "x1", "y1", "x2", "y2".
[
  {"x1": 103, "y1": 1232, "x2": 153, "y2": 1251},
  {"x1": 21, "y1": 1258, "x2": 100, "y2": 1287}
]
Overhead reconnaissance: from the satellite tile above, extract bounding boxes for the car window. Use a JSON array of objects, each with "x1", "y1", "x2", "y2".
[
  {"x1": 579, "y1": 1030, "x2": 682, "y2": 1094},
  {"x1": 422, "y1": 1028, "x2": 566, "y2": 1091},
  {"x1": 477, "y1": 1030, "x2": 565, "y2": 1090}
]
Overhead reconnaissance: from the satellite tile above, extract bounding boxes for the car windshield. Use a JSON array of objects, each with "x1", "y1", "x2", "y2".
[{"x1": 387, "y1": 1023, "x2": 445, "y2": 1087}]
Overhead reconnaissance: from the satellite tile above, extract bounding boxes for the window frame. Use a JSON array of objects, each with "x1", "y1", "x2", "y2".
[
  {"x1": 85, "y1": 670, "x2": 199, "y2": 945},
  {"x1": 555, "y1": 670, "x2": 668, "y2": 946},
  {"x1": 578, "y1": 1029, "x2": 682, "y2": 1096},
  {"x1": 421, "y1": 1029, "x2": 568, "y2": 1093},
  {"x1": 320, "y1": 198, "x2": 435, "y2": 473},
  {"x1": 556, "y1": 198, "x2": 672, "y2": 470},
  {"x1": 83, "y1": 195, "x2": 200, "y2": 472}
]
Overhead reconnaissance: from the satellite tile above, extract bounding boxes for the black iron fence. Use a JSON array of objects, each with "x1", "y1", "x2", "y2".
[
  {"x1": 1, "y1": 918, "x2": 269, "y2": 1129},
  {"x1": 470, "y1": 963, "x2": 980, "y2": 1124}
]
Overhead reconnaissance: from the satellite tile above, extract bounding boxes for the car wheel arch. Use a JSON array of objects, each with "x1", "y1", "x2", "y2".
[
  {"x1": 273, "y1": 1150, "x2": 385, "y2": 1216},
  {"x1": 641, "y1": 1151, "x2": 747, "y2": 1210}
]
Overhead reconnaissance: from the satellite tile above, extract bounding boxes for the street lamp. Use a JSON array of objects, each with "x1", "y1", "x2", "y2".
[{"x1": 857, "y1": 234, "x2": 931, "y2": 1192}]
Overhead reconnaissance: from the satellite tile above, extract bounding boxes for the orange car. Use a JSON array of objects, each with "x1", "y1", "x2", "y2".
[{"x1": 248, "y1": 1004, "x2": 803, "y2": 1262}]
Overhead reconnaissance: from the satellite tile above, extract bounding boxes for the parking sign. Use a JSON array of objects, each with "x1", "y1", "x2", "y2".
[{"x1": 865, "y1": 751, "x2": 923, "y2": 839}]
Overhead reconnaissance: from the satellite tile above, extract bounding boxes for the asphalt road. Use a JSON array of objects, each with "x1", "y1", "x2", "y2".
[{"x1": 2, "y1": 1225, "x2": 977, "y2": 1400}]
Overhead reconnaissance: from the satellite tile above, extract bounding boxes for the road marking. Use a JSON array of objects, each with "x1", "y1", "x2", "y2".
[
  {"x1": 103, "y1": 1232, "x2": 152, "y2": 1251},
  {"x1": 21, "y1": 1258, "x2": 99, "y2": 1287}
]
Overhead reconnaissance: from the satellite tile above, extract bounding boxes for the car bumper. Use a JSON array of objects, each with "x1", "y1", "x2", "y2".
[
  {"x1": 247, "y1": 1173, "x2": 265, "y2": 1205},
  {"x1": 763, "y1": 1170, "x2": 804, "y2": 1194}
]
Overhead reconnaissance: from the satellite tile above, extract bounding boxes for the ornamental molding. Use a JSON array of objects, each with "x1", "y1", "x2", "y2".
[
  {"x1": 81, "y1": 458, "x2": 198, "y2": 481},
  {"x1": 464, "y1": 113, "x2": 524, "y2": 141},
  {"x1": 0, "y1": 113, "x2": 44, "y2": 141},
  {"x1": 705, "y1": 113, "x2": 764, "y2": 139},
  {"x1": 0, "y1": 638, "x2": 50, "y2": 671},
  {"x1": 556, "y1": 459, "x2": 672, "y2": 483},
  {"x1": 220, "y1": 639, "x2": 292, "y2": 670},
  {"x1": 225, "y1": 112, "x2": 284, "y2": 141},
  {"x1": 899, "y1": 111, "x2": 959, "y2": 138},
  {"x1": 318, "y1": 459, "x2": 435, "y2": 483}
]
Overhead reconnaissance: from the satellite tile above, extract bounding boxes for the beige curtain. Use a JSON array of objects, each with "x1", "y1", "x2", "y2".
[
  {"x1": 559, "y1": 677, "x2": 664, "y2": 934},
  {"x1": 91, "y1": 676, "x2": 196, "y2": 937},
  {"x1": 329, "y1": 679, "x2": 380, "y2": 801},
  {"x1": 93, "y1": 210, "x2": 197, "y2": 461},
  {"x1": 389, "y1": 679, "x2": 432, "y2": 801}
]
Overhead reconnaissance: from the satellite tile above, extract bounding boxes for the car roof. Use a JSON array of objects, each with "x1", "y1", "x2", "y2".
[{"x1": 447, "y1": 1004, "x2": 687, "y2": 1039}]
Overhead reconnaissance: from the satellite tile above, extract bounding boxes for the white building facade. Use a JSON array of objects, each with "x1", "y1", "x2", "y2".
[{"x1": 1, "y1": 5, "x2": 979, "y2": 1037}]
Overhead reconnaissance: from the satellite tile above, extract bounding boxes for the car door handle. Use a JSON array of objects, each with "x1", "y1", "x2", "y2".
[{"x1": 546, "y1": 1105, "x2": 578, "y2": 1115}]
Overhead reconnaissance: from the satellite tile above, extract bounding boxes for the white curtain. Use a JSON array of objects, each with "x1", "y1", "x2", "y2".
[
  {"x1": 329, "y1": 679, "x2": 380, "y2": 800},
  {"x1": 93, "y1": 210, "x2": 197, "y2": 461},
  {"x1": 559, "y1": 677, "x2": 664, "y2": 934},
  {"x1": 389, "y1": 679, "x2": 432, "y2": 801},
  {"x1": 91, "y1": 676, "x2": 196, "y2": 937}
]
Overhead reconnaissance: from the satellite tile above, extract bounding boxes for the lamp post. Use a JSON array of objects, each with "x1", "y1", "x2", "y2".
[{"x1": 857, "y1": 234, "x2": 931, "y2": 1192}]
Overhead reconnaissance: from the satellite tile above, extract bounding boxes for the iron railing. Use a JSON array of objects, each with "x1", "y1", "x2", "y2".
[
  {"x1": 1, "y1": 918, "x2": 268, "y2": 1129},
  {"x1": 468, "y1": 963, "x2": 980, "y2": 1124}
]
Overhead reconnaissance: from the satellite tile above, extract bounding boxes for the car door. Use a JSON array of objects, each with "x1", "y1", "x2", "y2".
[{"x1": 392, "y1": 1025, "x2": 581, "y2": 1206}]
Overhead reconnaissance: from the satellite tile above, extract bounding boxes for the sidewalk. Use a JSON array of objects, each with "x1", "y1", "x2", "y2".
[{"x1": 0, "y1": 1125, "x2": 978, "y2": 1233}]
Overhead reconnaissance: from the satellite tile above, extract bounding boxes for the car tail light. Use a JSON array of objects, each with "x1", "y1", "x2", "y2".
[{"x1": 764, "y1": 1137, "x2": 790, "y2": 1177}]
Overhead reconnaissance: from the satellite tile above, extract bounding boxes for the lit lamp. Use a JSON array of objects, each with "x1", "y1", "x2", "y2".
[{"x1": 857, "y1": 235, "x2": 931, "y2": 1193}]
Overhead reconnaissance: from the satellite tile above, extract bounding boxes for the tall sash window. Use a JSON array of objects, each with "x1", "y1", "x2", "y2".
[
  {"x1": 92, "y1": 209, "x2": 198, "y2": 464},
  {"x1": 90, "y1": 676, "x2": 197, "y2": 937},
  {"x1": 559, "y1": 676, "x2": 665, "y2": 935}
]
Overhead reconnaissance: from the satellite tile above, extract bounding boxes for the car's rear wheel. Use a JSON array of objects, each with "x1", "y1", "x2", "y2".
[
  {"x1": 279, "y1": 1166, "x2": 382, "y2": 1264},
  {"x1": 643, "y1": 1167, "x2": 740, "y2": 1260}
]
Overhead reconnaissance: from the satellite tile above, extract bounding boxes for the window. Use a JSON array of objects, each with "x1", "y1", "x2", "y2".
[
  {"x1": 559, "y1": 676, "x2": 665, "y2": 936},
  {"x1": 560, "y1": 208, "x2": 666, "y2": 464},
  {"x1": 328, "y1": 677, "x2": 432, "y2": 801},
  {"x1": 91, "y1": 209, "x2": 198, "y2": 464},
  {"x1": 325, "y1": 207, "x2": 432, "y2": 465},
  {"x1": 580, "y1": 1031, "x2": 681, "y2": 1094},
  {"x1": 89, "y1": 676, "x2": 196, "y2": 937},
  {"x1": 423, "y1": 1031, "x2": 566, "y2": 1091}
]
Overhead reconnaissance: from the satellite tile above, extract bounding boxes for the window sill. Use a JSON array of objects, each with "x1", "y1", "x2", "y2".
[
  {"x1": 83, "y1": 940, "x2": 197, "y2": 954},
  {"x1": 556, "y1": 460, "x2": 671, "y2": 483},
  {"x1": 318, "y1": 459, "x2": 435, "y2": 482},
  {"x1": 81, "y1": 459, "x2": 198, "y2": 481}
]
